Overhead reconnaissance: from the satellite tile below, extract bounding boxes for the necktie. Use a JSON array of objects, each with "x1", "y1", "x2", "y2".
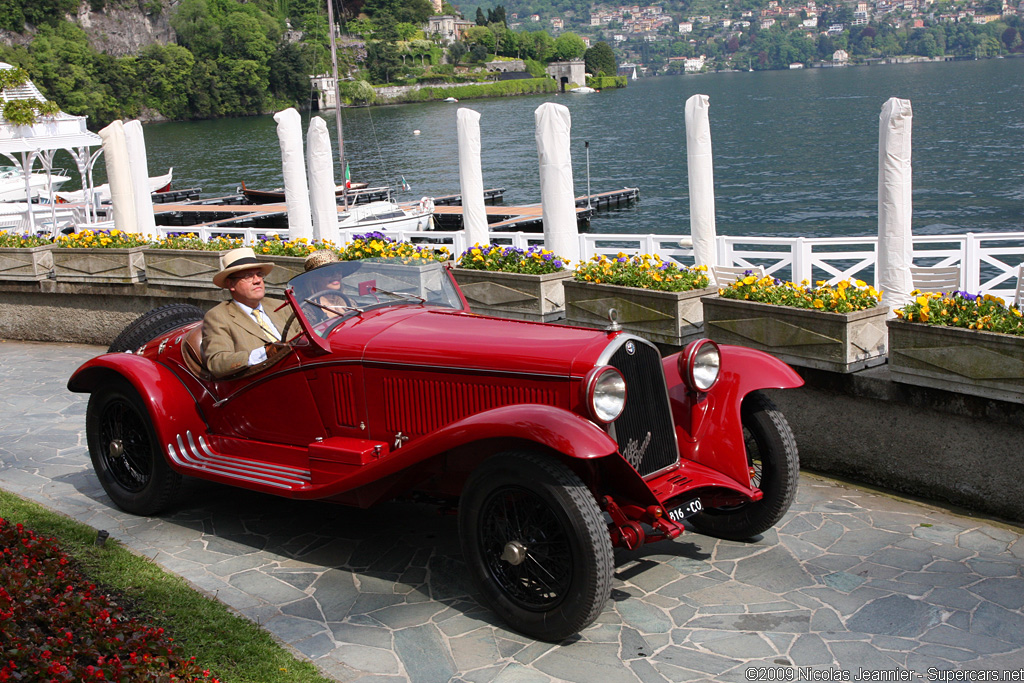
[{"x1": 252, "y1": 308, "x2": 279, "y2": 342}]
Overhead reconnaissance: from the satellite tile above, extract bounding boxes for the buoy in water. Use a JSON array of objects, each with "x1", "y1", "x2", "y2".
[{"x1": 413, "y1": 129, "x2": 421, "y2": 135}]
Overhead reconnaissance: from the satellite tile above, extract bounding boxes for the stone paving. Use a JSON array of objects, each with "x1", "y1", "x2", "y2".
[{"x1": 1, "y1": 338, "x2": 1023, "y2": 683}]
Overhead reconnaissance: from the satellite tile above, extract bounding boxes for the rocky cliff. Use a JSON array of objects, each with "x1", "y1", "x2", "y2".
[{"x1": 0, "y1": 1, "x2": 175, "y2": 56}]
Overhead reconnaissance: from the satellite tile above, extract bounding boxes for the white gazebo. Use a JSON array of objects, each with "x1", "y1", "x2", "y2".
[{"x1": 0, "y1": 62, "x2": 103, "y2": 233}]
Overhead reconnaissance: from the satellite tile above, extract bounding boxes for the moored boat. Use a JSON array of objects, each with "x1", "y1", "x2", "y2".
[
  {"x1": 55, "y1": 168, "x2": 174, "y2": 204},
  {"x1": 240, "y1": 180, "x2": 369, "y2": 204},
  {"x1": 0, "y1": 165, "x2": 71, "y2": 201}
]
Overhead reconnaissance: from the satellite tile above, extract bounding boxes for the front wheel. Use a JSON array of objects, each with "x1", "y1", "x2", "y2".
[
  {"x1": 690, "y1": 391, "x2": 799, "y2": 541},
  {"x1": 458, "y1": 451, "x2": 613, "y2": 642},
  {"x1": 86, "y1": 378, "x2": 181, "y2": 515}
]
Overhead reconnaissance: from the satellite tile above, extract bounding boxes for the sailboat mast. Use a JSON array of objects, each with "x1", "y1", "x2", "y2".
[{"x1": 326, "y1": 0, "x2": 348, "y2": 209}]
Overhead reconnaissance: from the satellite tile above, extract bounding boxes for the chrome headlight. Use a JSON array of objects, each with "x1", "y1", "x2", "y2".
[
  {"x1": 584, "y1": 366, "x2": 626, "y2": 424},
  {"x1": 680, "y1": 339, "x2": 721, "y2": 393}
]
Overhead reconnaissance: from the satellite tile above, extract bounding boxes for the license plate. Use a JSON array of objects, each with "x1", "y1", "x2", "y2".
[{"x1": 667, "y1": 498, "x2": 703, "y2": 523}]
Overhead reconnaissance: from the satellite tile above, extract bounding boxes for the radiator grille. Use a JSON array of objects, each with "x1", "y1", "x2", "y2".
[
  {"x1": 609, "y1": 339, "x2": 679, "y2": 477},
  {"x1": 383, "y1": 377, "x2": 558, "y2": 435}
]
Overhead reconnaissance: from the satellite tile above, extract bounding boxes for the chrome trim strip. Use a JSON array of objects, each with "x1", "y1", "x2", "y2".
[{"x1": 167, "y1": 431, "x2": 311, "y2": 489}]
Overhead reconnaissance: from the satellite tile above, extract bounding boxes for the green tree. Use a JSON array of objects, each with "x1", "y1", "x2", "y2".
[
  {"x1": 395, "y1": 21, "x2": 419, "y2": 41},
  {"x1": 268, "y1": 42, "x2": 311, "y2": 104},
  {"x1": 465, "y1": 25, "x2": 495, "y2": 51},
  {"x1": 221, "y1": 12, "x2": 274, "y2": 63},
  {"x1": 448, "y1": 40, "x2": 467, "y2": 65},
  {"x1": 553, "y1": 32, "x2": 586, "y2": 60},
  {"x1": 170, "y1": 0, "x2": 223, "y2": 59},
  {"x1": 584, "y1": 41, "x2": 616, "y2": 76},
  {"x1": 367, "y1": 40, "x2": 402, "y2": 83},
  {"x1": 138, "y1": 43, "x2": 196, "y2": 119},
  {"x1": 475, "y1": 7, "x2": 486, "y2": 25}
]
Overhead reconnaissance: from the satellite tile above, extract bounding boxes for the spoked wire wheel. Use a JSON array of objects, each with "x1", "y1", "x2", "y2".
[
  {"x1": 97, "y1": 395, "x2": 154, "y2": 493},
  {"x1": 459, "y1": 451, "x2": 613, "y2": 642},
  {"x1": 478, "y1": 485, "x2": 573, "y2": 612},
  {"x1": 86, "y1": 379, "x2": 181, "y2": 515}
]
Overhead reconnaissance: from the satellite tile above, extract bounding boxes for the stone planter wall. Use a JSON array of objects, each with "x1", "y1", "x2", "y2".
[
  {"x1": 264, "y1": 255, "x2": 305, "y2": 295},
  {"x1": 887, "y1": 319, "x2": 1024, "y2": 404},
  {"x1": 143, "y1": 249, "x2": 226, "y2": 289},
  {"x1": 703, "y1": 297, "x2": 889, "y2": 373},
  {"x1": 51, "y1": 247, "x2": 146, "y2": 284},
  {"x1": 0, "y1": 244, "x2": 55, "y2": 282},
  {"x1": 564, "y1": 281, "x2": 716, "y2": 346},
  {"x1": 452, "y1": 268, "x2": 571, "y2": 322}
]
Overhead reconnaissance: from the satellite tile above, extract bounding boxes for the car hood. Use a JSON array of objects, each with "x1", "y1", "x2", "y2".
[{"x1": 354, "y1": 308, "x2": 614, "y2": 377}]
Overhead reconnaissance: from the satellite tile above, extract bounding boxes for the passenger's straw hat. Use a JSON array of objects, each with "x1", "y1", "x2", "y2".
[
  {"x1": 304, "y1": 250, "x2": 339, "y2": 272},
  {"x1": 213, "y1": 247, "x2": 275, "y2": 288}
]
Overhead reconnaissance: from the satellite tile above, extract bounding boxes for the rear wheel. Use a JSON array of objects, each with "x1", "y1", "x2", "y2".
[
  {"x1": 459, "y1": 452, "x2": 613, "y2": 642},
  {"x1": 86, "y1": 378, "x2": 181, "y2": 515},
  {"x1": 690, "y1": 391, "x2": 799, "y2": 541},
  {"x1": 107, "y1": 304, "x2": 205, "y2": 353}
]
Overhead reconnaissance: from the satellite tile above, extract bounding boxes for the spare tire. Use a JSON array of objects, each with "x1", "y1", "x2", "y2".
[{"x1": 107, "y1": 303, "x2": 205, "y2": 353}]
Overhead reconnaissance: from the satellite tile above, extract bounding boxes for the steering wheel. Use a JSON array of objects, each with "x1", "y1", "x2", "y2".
[
  {"x1": 309, "y1": 289, "x2": 354, "y2": 308},
  {"x1": 302, "y1": 289, "x2": 356, "y2": 322}
]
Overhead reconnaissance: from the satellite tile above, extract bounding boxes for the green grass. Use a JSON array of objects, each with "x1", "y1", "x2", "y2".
[{"x1": 0, "y1": 489, "x2": 334, "y2": 683}]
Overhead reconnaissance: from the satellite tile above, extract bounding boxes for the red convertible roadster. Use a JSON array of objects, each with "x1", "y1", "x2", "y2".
[{"x1": 68, "y1": 257, "x2": 803, "y2": 641}]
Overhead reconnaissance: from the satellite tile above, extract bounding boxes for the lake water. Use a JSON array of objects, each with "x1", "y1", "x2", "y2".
[{"x1": 136, "y1": 58, "x2": 1023, "y2": 239}]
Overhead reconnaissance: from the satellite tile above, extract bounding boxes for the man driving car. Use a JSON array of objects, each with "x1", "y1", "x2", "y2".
[{"x1": 201, "y1": 247, "x2": 296, "y2": 379}]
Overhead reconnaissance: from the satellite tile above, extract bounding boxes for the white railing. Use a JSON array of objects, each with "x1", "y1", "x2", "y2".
[
  {"x1": 579, "y1": 231, "x2": 1024, "y2": 301},
  {"x1": 135, "y1": 222, "x2": 1024, "y2": 301}
]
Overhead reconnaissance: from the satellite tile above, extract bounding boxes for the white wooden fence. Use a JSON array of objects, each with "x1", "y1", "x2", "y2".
[{"x1": 127, "y1": 222, "x2": 1024, "y2": 301}]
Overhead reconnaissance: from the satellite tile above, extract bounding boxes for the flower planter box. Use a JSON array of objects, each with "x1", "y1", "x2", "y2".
[
  {"x1": 51, "y1": 247, "x2": 146, "y2": 284},
  {"x1": 0, "y1": 244, "x2": 56, "y2": 282},
  {"x1": 702, "y1": 296, "x2": 889, "y2": 373},
  {"x1": 142, "y1": 249, "x2": 227, "y2": 289},
  {"x1": 887, "y1": 319, "x2": 1024, "y2": 404},
  {"x1": 563, "y1": 280, "x2": 717, "y2": 346},
  {"x1": 452, "y1": 268, "x2": 572, "y2": 322}
]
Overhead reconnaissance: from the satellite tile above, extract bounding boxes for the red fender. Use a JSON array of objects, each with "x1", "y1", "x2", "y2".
[
  {"x1": 664, "y1": 343, "x2": 803, "y2": 489},
  {"x1": 68, "y1": 354, "x2": 209, "y2": 472}
]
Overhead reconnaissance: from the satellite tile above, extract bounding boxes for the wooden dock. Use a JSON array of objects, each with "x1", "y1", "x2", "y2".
[{"x1": 149, "y1": 186, "x2": 637, "y2": 234}]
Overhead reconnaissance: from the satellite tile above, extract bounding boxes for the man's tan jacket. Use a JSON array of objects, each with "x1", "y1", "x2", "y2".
[{"x1": 201, "y1": 300, "x2": 295, "y2": 379}]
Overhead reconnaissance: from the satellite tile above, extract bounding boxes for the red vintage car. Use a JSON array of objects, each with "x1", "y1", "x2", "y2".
[{"x1": 68, "y1": 257, "x2": 803, "y2": 641}]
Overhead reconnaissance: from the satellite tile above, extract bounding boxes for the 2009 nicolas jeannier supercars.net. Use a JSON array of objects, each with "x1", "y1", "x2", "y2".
[{"x1": 69, "y1": 257, "x2": 802, "y2": 641}]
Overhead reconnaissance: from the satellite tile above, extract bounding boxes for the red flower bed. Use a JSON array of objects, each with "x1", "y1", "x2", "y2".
[{"x1": 0, "y1": 517, "x2": 219, "y2": 682}]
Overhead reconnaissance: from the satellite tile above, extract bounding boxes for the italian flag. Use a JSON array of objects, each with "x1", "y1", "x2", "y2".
[{"x1": 345, "y1": 162, "x2": 351, "y2": 189}]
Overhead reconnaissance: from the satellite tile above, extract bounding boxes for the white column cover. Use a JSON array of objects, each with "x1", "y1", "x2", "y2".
[
  {"x1": 457, "y1": 108, "x2": 489, "y2": 247},
  {"x1": 306, "y1": 116, "x2": 337, "y2": 243},
  {"x1": 97, "y1": 120, "x2": 138, "y2": 234},
  {"x1": 534, "y1": 102, "x2": 580, "y2": 265},
  {"x1": 273, "y1": 107, "x2": 312, "y2": 240},
  {"x1": 877, "y1": 97, "x2": 914, "y2": 315},
  {"x1": 123, "y1": 120, "x2": 156, "y2": 237},
  {"x1": 685, "y1": 94, "x2": 718, "y2": 271}
]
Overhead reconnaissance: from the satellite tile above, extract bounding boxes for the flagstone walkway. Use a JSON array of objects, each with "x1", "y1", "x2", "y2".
[{"x1": 1, "y1": 339, "x2": 1022, "y2": 683}]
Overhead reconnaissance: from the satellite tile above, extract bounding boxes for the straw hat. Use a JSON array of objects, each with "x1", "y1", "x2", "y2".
[
  {"x1": 304, "y1": 250, "x2": 339, "y2": 272},
  {"x1": 213, "y1": 247, "x2": 275, "y2": 288}
]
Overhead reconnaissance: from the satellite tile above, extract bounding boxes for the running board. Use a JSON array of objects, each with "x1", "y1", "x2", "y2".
[{"x1": 166, "y1": 431, "x2": 312, "y2": 490}]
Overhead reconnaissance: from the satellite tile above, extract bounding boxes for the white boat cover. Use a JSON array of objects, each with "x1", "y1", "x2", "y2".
[
  {"x1": 306, "y1": 116, "x2": 337, "y2": 243},
  {"x1": 877, "y1": 97, "x2": 914, "y2": 315},
  {"x1": 456, "y1": 108, "x2": 488, "y2": 248},
  {"x1": 274, "y1": 108, "x2": 312, "y2": 240},
  {"x1": 685, "y1": 94, "x2": 718, "y2": 272},
  {"x1": 534, "y1": 102, "x2": 579, "y2": 265},
  {"x1": 123, "y1": 120, "x2": 156, "y2": 236},
  {"x1": 98, "y1": 120, "x2": 138, "y2": 234}
]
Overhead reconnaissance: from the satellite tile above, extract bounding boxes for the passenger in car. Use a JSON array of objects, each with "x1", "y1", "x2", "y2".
[
  {"x1": 201, "y1": 247, "x2": 296, "y2": 378},
  {"x1": 303, "y1": 250, "x2": 349, "y2": 320}
]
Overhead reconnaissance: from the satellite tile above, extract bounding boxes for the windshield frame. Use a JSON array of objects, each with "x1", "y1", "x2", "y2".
[{"x1": 285, "y1": 257, "x2": 466, "y2": 340}]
